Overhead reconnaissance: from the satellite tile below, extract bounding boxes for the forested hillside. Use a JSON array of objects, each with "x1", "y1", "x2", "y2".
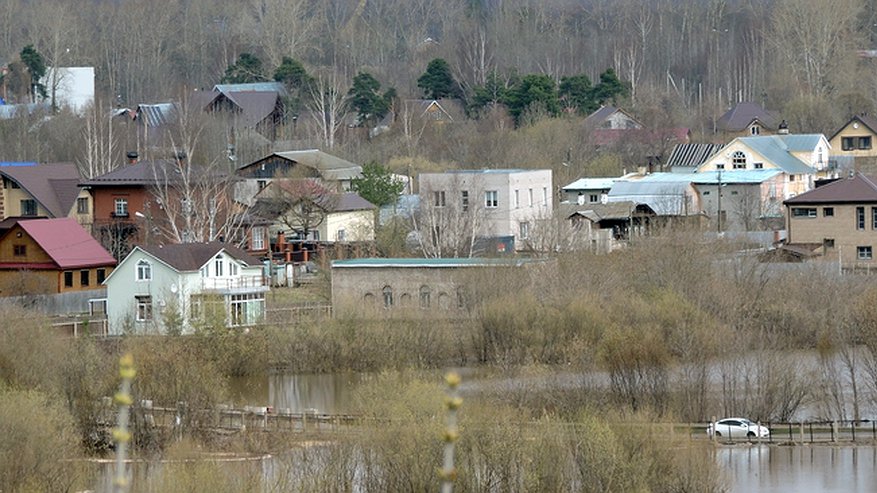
[{"x1": 2, "y1": 0, "x2": 877, "y2": 172}]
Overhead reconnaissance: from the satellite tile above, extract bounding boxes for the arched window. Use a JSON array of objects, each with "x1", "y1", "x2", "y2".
[
  {"x1": 732, "y1": 151, "x2": 746, "y2": 169},
  {"x1": 382, "y1": 286, "x2": 394, "y2": 308},
  {"x1": 136, "y1": 259, "x2": 152, "y2": 281},
  {"x1": 364, "y1": 293, "x2": 374, "y2": 303},
  {"x1": 419, "y1": 285, "x2": 431, "y2": 309}
]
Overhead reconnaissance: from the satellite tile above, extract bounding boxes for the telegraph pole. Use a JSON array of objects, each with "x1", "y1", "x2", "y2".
[{"x1": 716, "y1": 168, "x2": 723, "y2": 234}]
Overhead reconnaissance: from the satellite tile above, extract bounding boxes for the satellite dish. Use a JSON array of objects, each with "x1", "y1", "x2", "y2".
[{"x1": 170, "y1": 284, "x2": 178, "y2": 293}]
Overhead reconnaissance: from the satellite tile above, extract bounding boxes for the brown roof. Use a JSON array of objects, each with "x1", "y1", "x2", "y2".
[
  {"x1": 80, "y1": 161, "x2": 229, "y2": 187},
  {"x1": 224, "y1": 91, "x2": 280, "y2": 126},
  {"x1": 140, "y1": 242, "x2": 262, "y2": 271},
  {"x1": 716, "y1": 102, "x2": 778, "y2": 132},
  {"x1": 784, "y1": 173, "x2": 877, "y2": 204},
  {"x1": 1, "y1": 162, "x2": 81, "y2": 217}
]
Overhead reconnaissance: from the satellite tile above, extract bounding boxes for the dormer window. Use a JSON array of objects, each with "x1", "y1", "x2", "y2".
[
  {"x1": 750, "y1": 125, "x2": 760, "y2": 135},
  {"x1": 136, "y1": 259, "x2": 152, "y2": 281},
  {"x1": 214, "y1": 255, "x2": 224, "y2": 277},
  {"x1": 732, "y1": 151, "x2": 746, "y2": 169}
]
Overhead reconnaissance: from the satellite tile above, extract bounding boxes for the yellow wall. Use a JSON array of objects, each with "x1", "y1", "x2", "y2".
[
  {"x1": 787, "y1": 203, "x2": 877, "y2": 269},
  {"x1": 829, "y1": 122, "x2": 877, "y2": 158}
]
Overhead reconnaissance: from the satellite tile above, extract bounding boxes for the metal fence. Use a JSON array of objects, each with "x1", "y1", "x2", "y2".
[{"x1": 695, "y1": 420, "x2": 877, "y2": 444}]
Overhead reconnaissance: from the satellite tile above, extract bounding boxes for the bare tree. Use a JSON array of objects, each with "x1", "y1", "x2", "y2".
[
  {"x1": 264, "y1": 178, "x2": 339, "y2": 241},
  {"x1": 412, "y1": 176, "x2": 485, "y2": 258},
  {"x1": 78, "y1": 98, "x2": 120, "y2": 179},
  {"x1": 306, "y1": 70, "x2": 350, "y2": 149}
]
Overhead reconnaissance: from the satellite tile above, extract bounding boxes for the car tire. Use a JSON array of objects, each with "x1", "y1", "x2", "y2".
[
  {"x1": 715, "y1": 431, "x2": 721, "y2": 437},
  {"x1": 747, "y1": 431, "x2": 755, "y2": 438}
]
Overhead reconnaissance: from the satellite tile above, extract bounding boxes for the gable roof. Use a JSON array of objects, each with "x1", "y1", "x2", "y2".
[
  {"x1": 562, "y1": 177, "x2": 617, "y2": 191},
  {"x1": 238, "y1": 150, "x2": 362, "y2": 181},
  {"x1": 607, "y1": 174, "x2": 695, "y2": 215},
  {"x1": 584, "y1": 106, "x2": 642, "y2": 128},
  {"x1": 785, "y1": 172, "x2": 877, "y2": 204},
  {"x1": 212, "y1": 82, "x2": 286, "y2": 95},
  {"x1": 3, "y1": 218, "x2": 116, "y2": 269},
  {"x1": 828, "y1": 114, "x2": 877, "y2": 141},
  {"x1": 0, "y1": 162, "x2": 82, "y2": 217},
  {"x1": 732, "y1": 135, "x2": 820, "y2": 174},
  {"x1": 222, "y1": 91, "x2": 279, "y2": 126},
  {"x1": 139, "y1": 242, "x2": 262, "y2": 272},
  {"x1": 80, "y1": 161, "x2": 228, "y2": 187},
  {"x1": 665, "y1": 143, "x2": 725, "y2": 169},
  {"x1": 252, "y1": 186, "x2": 374, "y2": 220},
  {"x1": 716, "y1": 102, "x2": 778, "y2": 131},
  {"x1": 566, "y1": 200, "x2": 650, "y2": 221},
  {"x1": 134, "y1": 103, "x2": 177, "y2": 127}
]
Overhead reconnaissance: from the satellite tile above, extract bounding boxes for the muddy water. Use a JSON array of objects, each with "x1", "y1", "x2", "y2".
[{"x1": 719, "y1": 445, "x2": 877, "y2": 492}]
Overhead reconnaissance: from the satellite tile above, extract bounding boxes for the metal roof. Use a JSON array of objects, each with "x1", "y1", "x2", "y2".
[
  {"x1": 562, "y1": 177, "x2": 617, "y2": 191},
  {"x1": 138, "y1": 242, "x2": 262, "y2": 272},
  {"x1": 212, "y1": 82, "x2": 286, "y2": 95},
  {"x1": 730, "y1": 135, "x2": 819, "y2": 174},
  {"x1": 690, "y1": 170, "x2": 781, "y2": 184},
  {"x1": 248, "y1": 150, "x2": 362, "y2": 181},
  {"x1": 785, "y1": 172, "x2": 877, "y2": 204},
  {"x1": 716, "y1": 102, "x2": 778, "y2": 131},
  {"x1": 665, "y1": 143, "x2": 725, "y2": 169},
  {"x1": 135, "y1": 103, "x2": 177, "y2": 127},
  {"x1": 8, "y1": 218, "x2": 116, "y2": 269},
  {"x1": 608, "y1": 175, "x2": 694, "y2": 215}
]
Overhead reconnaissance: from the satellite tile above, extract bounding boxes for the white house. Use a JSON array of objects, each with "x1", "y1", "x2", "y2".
[
  {"x1": 418, "y1": 169, "x2": 553, "y2": 250},
  {"x1": 104, "y1": 242, "x2": 268, "y2": 334}
]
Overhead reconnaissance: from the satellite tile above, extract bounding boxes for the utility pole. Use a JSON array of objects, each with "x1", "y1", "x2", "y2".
[{"x1": 716, "y1": 168, "x2": 723, "y2": 234}]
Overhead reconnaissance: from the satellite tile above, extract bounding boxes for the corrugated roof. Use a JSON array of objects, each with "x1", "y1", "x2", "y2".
[
  {"x1": 223, "y1": 91, "x2": 279, "y2": 126},
  {"x1": 665, "y1": 143, "x2": 725, "y2": 168},
  {"x1": 445, "y1": 169, "x2": 529, "y2": 174},
  {"x1": 140, "y1": 242, "x2": 262, "y2": 272},
  {"x1": 135, "y1": 103, "x2": 177, "y2": 127},
  {"x1": 10, "y1": 218, "x2": 116, "y2": 269},
  {"x1": 716, "y1": 102, "x2": 778, "y2": 131},
  {"x1": 332, "y1": 257, "x2": 541, "y2": 268},
  {"x1": 785, "y1": 172, "x2": 877, "y2": 204},
  {"x1": 1, "y1": 162, "x2": 82, "y2": 217},
  {"x1": 608, "y1": 175, "x2": 693, "y2": 215},
  {"x1": 335, "y1": 192, "x2": 376, "y2": 212},
  {"x1": 80, "y1": 161, "x2": 227, "y2": 187},
  {"x1": 566, "y1": 200, "x2": 641, "y2": 221}
]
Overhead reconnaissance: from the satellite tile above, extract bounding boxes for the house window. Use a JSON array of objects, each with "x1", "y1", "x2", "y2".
[
  {"x1": 136, "y1": 259, "x2": 152, "y2": 281},
  {"x1": 750, "y1": 125, "x2": 760, "y2": 135},
  {"x1": 519, "y1": 221, "x2": 530, "y2": 240},
  {"x1": 543, "y1": 187, "x2": 548, "y2": 206},
  {"x1": 703, "y1": 191, "x2": 711, "y2": 196},
  {"x1": 485, "y1": 190, "x2": 498, "y2": 208},
  {"x1": 230, "y1": 262, "x2": 238, "y2": 276},
  {"x1": 13, "y1": 244, "x2": 25, "y2": 256},
  {"x1": 824, "y1": 238, "x2": 835, "y2": 249},
  {"x1": 214, "y1": 255, "x2": 224, "y2": 276},
  {"x1": 589, "y1": 194, "x2": 599, "y2": 203},
  {"x1": 252, "y1": 226, "x2": 265, "y2": 250},
  {"x1": 858, "y1": 246, "x2": 873, "y2": 260},
  {"x1": 843, "y1": 137, "x2": 855, "y2": 151},
  {"x1": 135, "y1": 295, "x2": 153, "y2": 321},
  {"x1": 872, "y1": 207, "x2": 877, "y2": 229},
  {"x1": 434, "y1": 191, "x2": 446, "y2": 207},
  {"x1": 860, "y1": 136, "x2": 872, "y2": 150},
  {"x1": 229, "y1": 292, "x2": 265, "y2": 327},
  {"x1": 97, "y1": 269, "x2": 106, "y2": 284},
  {"x1": 461, "y1": 191, "x2": 469, "y2": 211},
  {"x1": 419, "y1": 285, "x2": 431, "y2": 309},
  {"x1": 514, "y1": 189, "x2": 520, "y2": 208},
  {"x1": 337, "y1": 229, "x2": 346, "y2": 241},
  {"x1": 789, "y1": 175, "x2": 796, "y2": 182},
  {"x1": 754, "y1": 163, "x2": 764, "y2": 169},
  {"x1": 824, "y1": 207, "x2": 834, "y2": 217},
  {"x1": 382, "y1": 286, "x2": 394, "y2": 308},
  {"x1": 114, "y1": 198, "x2": 129, "y2": 217},
  {"x1": 716, "y1": 164, "x2": 725, "y2": 170},
  {"x1": 730, "y1": 191, "x2": 739, "y2": 195},
  {"x1": 732, "y1": 151, "x2": 746, "y2": 169},
  {"x1": 528, "y1": 188, "x2": 534, "y2": 207},
  {"x1": 258, "y1": 180, "x2": 267, "y2": 190},
  {"x1": 80, "y1": 270, "x2": 89, "y2": 287},
  {"x1": 791, "y1": 207, "x2": 817, "y2": 218},
  {"x1": 20, "y1": 199, "x2": 36, "y2": 216},
  {"x1": 77, "y1": 197, "x2": 89, "y2": 214},
  {"x1": 64, "y1": 271, "x2": 73, "y2": 287},
  {"x1": 858, "y1": 207, "x2": 866, "y2": 230}
]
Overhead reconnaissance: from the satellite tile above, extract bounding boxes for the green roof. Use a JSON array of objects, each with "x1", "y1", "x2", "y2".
[{"x1": 332, "y1": 258, "x2": 541, "y2": 268}]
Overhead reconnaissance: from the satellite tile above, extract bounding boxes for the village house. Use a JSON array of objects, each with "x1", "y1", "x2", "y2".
[
  {"x1": 0, "y1": 162, "x2": 92, "y2": 227},
  {"x1": 782, "y1": 172, "x2": 877, "y2": 270},
  {"x1": 235, "y1": 150, "x2": 363, "y2": 205},
  {"x1": 828, "y1": 114, "x2": 877, "y2": 168},
  {"x1": 104, "y1": 242, "x2": 268, "y2": 334},
  {"x1": 714, "y1": 101, "x2": 779, "y2": 138},
  {"x1": 0, "y1": 217, "x2": 115, "y2": 296}
]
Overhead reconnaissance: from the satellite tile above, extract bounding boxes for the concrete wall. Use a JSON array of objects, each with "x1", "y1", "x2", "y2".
[{"x1": 786, "y1": 203, "x2": 877, "y2": 268}]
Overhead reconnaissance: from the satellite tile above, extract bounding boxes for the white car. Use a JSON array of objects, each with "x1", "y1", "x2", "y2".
[{"x1": 707, "y1": 418, "x2": 770, "y2": 439}]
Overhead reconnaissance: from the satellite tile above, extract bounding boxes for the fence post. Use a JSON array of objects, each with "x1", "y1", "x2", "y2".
[
  {"x1": 711, "y1": 416, "x2": 716, "y2": 443},
  {"x1": 831, "y1": 421, "x2": 837, "y2": 443},
  {"x1": 809, "y1": 422, "x2": 813, "y2": 443},
  {"x1": 799, "y1": 421, "x2": 804, "y2": 444},
  {"x1": 757, "y1": 421, "x2": 762, "y2": 445},
  {"x1": 851, "y1": 420, "x2": 856, "y2": 442},
  {"x1": 788, "y1": 422, "x2": 793, "y2": 442}
]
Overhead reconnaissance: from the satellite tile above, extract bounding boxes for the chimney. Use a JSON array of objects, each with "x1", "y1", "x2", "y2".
[
  {"x1": 126, "y1": 151, "x2": 138, "y2": 164},
  {"x1": 777, "y1": 120, "x2": 789, "y2": 135}
]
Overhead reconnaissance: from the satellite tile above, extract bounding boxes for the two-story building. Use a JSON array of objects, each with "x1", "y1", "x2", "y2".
[
  {"x1": 783, "y1": 173, "x2": 877, "y2": 270},
  {"x1": 0, "y1": 162, "x2": 92, "y2": 227},
  {"x1": 0, "y1": 218, "x2": 116, "y2": 296},
  {"x1": 104, "y1": 242, "x2": 268, "y2": 334},
  {"x1": 828, "y1": 114, "x2": 877, "y2": 163},
  {"x1": 417, "y1": 169, "x2": 553, "y2": 251}
]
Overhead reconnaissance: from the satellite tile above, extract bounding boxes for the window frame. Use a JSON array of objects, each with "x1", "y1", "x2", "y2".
[
  {"x1": 823, "y1": 207, "x2": 834, "y2": 217},
  {"x1": 20, "y1": 199, "x2": 36, "y2": 216},
  {"x1": 858, "y1": 246, "x2": 873, "y2": 260},
  {"x1": 135, "y1": 295, "x2": 153, "y2": 322},
  {"x1": 114, "y1": 198, "x2": 129, "y2": 217},
  {"x1": 860, "y1": 136, "x2": 872, "y2": 150},
  {"x1": 13, "y1": 244, "x2": 26, "y2": 256},
  {"x1": 732, "y1": 151, "x2": 747, "y2": 169},
  {"x1": 76, "y1": 197, "x2": 89, "y2": 214},
  {"x1": 136, "y1": 259, "x2": 152, "y2": 281},
  {"x1": 434, "y1": 190, "x2": 446, "y2": 207},
  {"x1": 251, "y1": 226, "x2": 265, "y2": 250},
  {"x1": 80, "y1": 270, "x2": 90, "y2": 287},
  {"x1": 484, "y1": 190, "x2": 498, "y2": 208},
  {"x1": 461, "y1": 191, "x2": 469, "y2": 211},
  {"x1": 842, "y1": 137, "x2": 855, "y2": 151},
  {"x1": 858, "y1": 206, "x2": 866, "y2": 230},
  {"x1": 64, "y1": 271, "x2": 74, "y2": 288},
  {"x1": 791, "y1": 207, "x2": 817, "y2": 218}
]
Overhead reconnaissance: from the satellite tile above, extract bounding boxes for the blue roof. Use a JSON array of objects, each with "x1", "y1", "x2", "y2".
[
  {"x1": 332, "y1": 257, "x2": 540, "y2": 268},
  {"x1": 734, "y1": 135, "x2": 820, "y2": 174},
  {"x1": 445, "y1": 169, "x2": 529, "y2": 174},
  {"x1": 0, "y1": 162, "x2": 37, "y2": 167},
  {"x1": 690, "y1": 170, "x2": 781, "y2": 184},
  {"x1": 562, "y1": 177, "x2": 617, "y2": 191}
]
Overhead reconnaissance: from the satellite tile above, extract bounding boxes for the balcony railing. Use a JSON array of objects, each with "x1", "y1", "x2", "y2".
[{"x1": 200, "y1": 275, "x2": 268, "y2": 291}]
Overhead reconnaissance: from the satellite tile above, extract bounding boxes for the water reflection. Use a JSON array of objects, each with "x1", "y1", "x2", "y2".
[
  {"x1": 230, "y1": 372, "x2": 365, "y2": 414},
  {"x1": 719, "y1": 445, "x2": 877, "y2": 493}
]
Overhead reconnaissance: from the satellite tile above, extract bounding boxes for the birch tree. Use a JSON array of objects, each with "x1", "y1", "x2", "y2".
[
  {"x1": 306, "y1": 69, "x2": 350, "y2": 149},
  {"x1": 412, "y1": 176, "x2": 485, "y2": 258}
]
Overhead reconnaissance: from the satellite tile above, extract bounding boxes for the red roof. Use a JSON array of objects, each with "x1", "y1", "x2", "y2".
[{"x1": 15, "y1": 218, "x2": 116, "y2": 269}]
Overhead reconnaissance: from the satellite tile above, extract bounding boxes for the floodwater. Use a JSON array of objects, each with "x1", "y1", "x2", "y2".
[{"x1": 719, "y1": 445, "x2": 877, "y2": 493}]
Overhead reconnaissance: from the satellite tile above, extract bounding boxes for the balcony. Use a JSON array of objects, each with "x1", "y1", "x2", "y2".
[{"x1": 200, "y1": 275, "x2": 269, "y2": 293}]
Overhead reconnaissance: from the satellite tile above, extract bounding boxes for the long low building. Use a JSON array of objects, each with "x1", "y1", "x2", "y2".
[{"x1": 331, "y1": 257, "x2": 552, "y2": 318}]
